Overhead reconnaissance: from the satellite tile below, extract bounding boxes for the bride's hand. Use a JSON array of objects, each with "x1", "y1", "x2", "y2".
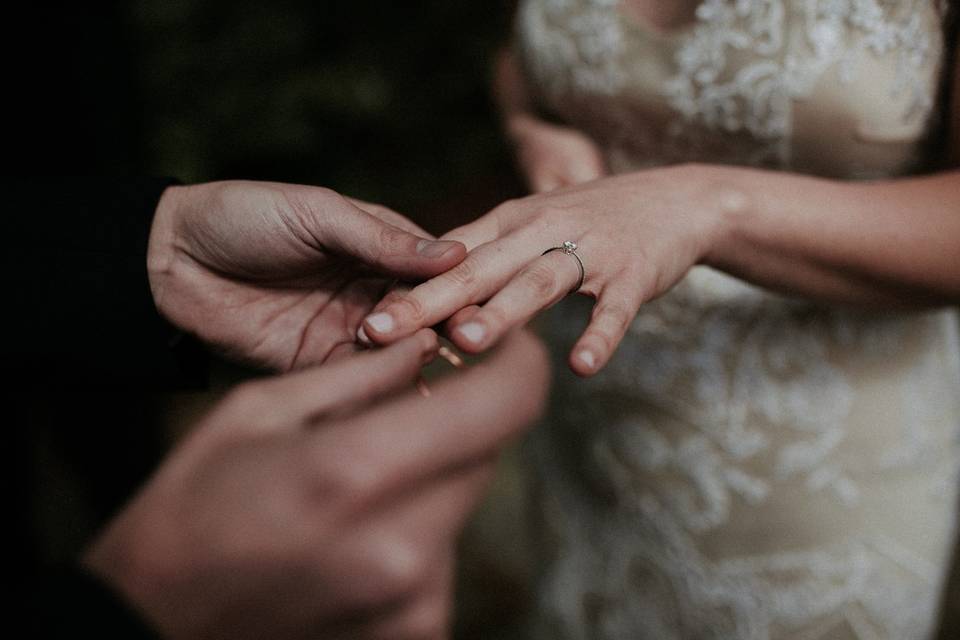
[{"x1": 361, "y1": 165, "x2": 727, "y2": 376}]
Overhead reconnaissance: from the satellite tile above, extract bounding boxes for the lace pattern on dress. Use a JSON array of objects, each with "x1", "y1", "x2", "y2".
[
  {"x1": 664, "y1": 0, "x2": 941, "y2": 164},
  {"x1": 515, "y1": 2, "x2": 960, "y2": 638},
  {"x1": 518, "y1": 0, "x2": 945, "y2": 170}
]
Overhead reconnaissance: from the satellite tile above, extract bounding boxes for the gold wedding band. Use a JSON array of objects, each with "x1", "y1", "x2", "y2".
[{"x1": 416, "y1": 345, "x2": 467, "y2": 397}]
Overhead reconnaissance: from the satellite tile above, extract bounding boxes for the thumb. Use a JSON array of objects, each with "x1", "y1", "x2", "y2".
[{"x1": 326, "y1": 202, "x2": 467, "y2": 280}]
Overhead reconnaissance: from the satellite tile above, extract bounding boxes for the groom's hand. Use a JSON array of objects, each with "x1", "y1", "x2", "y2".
[
  {"x1": 84, "y1": 329, "x2": 549, "y2": 640},
  {"x1": 148, "y1": 180, "x2": 466, "y2": 370}
]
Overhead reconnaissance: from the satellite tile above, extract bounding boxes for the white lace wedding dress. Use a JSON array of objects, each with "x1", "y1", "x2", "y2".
[{"x1": 514, "y1": 1, "x2": 960, "y2": 638}]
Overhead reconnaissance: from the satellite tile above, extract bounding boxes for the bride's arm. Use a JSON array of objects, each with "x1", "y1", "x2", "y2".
[
  {"x1": 360, "y1": 56, "x2": 960, "y2": 375},
  {"x1": 708, "y1": 45, "x2": 960, "y2": 307},
  {"x1": 701, "y1": 167, "x2": 960, "y2": 308}
]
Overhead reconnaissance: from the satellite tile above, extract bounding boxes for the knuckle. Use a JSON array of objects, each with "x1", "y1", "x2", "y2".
[
  {"x1": 533, "y1": 205, "x2": 566, "y2": 225},
  {"x1": 587, "y1": 323, "x2": 619, "y2": 353},
  {"x1": 543, "y1": 203, "x2": 567, "y2": 217},
  {"x1": 276, "y1": 187, "x2": 323, "y2": 235},
  {"x1": 597, "y1": 303, "x2": 632, "y2": 332},
  {"x1": 310, "y1": 453, "x2": 382, "y2": 505},
  {"x1": 442, "y1": 258, "x2": 479, "y2": 289},
  {"x1": 587, "y1": 329, "x2": 613, "y2": 354},
  {"x1": 479, "y1": 305, "x2": 509, "y2": 333},
  {"x1": 391, "y1": 294, "x2": 426, "y2": 324},
  {"x1": 490, "y1": 198, "x2": 520, "y2": 218},
  {"x1": 361, "y1": 539, "x2": 432, "y2": 605},
  {"x1": 525, "y1": 262, "x2": 560, "y2": 298},
  {"x1": 375, "y1": 223, "x2": 409, "y2": 259}
]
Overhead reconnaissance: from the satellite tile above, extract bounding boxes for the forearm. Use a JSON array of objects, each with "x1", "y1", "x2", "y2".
[{"x1": 698, "y1": 165, "x2": 960, "y2": 307}]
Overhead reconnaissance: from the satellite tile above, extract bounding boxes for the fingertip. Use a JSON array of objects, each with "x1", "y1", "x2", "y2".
[
  {"x1": 364, "y1": 293, "x2": 435, "y2": 345},
  {"x1": 444, "y1": 305, "x2": 481, "y2": 337},
  {"x1": 362, "y1": 311, "x2": 398, "y2": 342},
  {"x1": 452, "y1": 321, "x2": 490, "y2": 353},
  {"x1": 569, "y1": 347, "x2": 599, "y2": 377}
]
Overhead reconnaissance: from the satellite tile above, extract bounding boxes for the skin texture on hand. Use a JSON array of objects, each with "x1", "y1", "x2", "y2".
[
  {"x1": 362, "y1": 165, "x2": 723, "y2": 376},
  {"x1": 147, "y1": 180, "x2": 467, "y2": 370},
  {"x1": 83, "y1": 329, "x2": 549, "y2": 640},
  {"x1": 361, "y1": 160, "x2": 960, "y2": 379}
]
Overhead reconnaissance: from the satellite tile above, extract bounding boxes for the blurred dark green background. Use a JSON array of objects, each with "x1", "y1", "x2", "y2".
[
  {"x1": 7, "y1": 0, "x2": 522, "y2": 232},
  {"x1": 131, "y1": 0, "x2": 522, "y2": 232}
]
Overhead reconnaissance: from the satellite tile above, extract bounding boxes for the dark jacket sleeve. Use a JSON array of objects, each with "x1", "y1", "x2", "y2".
[
  {"x1": 1, "y1": 177, "x2": 207, "y2": 389},
  {"x1": 7, "y1": 178, "x2": 208, "y2": 637},
  {"x1": 33, "y1": 566, "x2": 162, "y2": 639}
]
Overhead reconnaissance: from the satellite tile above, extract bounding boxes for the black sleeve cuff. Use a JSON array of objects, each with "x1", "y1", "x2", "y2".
[
  {"x1": 33, "y1": 565, "x2": 162, "y2": 639},
  {"x1": 1, "y1": 177, "x2": 208, "y2": 389}
]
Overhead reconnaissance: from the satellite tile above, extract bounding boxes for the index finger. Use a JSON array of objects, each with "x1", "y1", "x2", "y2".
[
  {"x1": 218, "y1": 330, "x2": 440, "y2": 434},
  {"x1": 356, "y1": 214, "x2": 502, "y2": 345},
  {"x1": 361, "y1": 234, "x2": 535, "y2": 344},
  {"x1": 307, "y1": 330, "x2": 550, "y2": 492}
]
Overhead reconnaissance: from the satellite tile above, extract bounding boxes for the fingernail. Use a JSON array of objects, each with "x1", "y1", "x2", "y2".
[
  {"x1": 356, "y1": 325, "x2": 371, "y2": 344},
  {"x1": 417, "y1": 239, "x2": 458, "y2": 259},
  {"x1": 577, "y1": 350, "x2": 596, "y2": 370},
  {"x1": 366, "y1": 312, "x2": 395, "y2": 334},
  {"x1": 457, "y1": 321, "x2": 486, "y2": 345}
]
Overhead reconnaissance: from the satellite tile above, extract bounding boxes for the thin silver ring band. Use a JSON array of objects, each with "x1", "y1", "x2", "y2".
[{"x1": 541, "y1": 241, "x2": 585, "y2": 295}]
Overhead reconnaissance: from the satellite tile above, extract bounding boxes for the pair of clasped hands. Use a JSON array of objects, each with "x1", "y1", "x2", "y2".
[{"x1": 87, "y1": 168, "x2": 711, "y2": 639}]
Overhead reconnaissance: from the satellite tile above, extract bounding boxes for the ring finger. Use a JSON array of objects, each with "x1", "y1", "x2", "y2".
[
  {"x1": 448, "y1": 245, "x2": 589, "y2": 353},
  {"x1": 361, "y1": 234, "x2": 538, "y2": 344}
]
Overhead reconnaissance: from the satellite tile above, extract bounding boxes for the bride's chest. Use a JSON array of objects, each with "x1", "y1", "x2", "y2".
[{"x1": 516, "y1": 0, "x2": 948, "y2": 178}]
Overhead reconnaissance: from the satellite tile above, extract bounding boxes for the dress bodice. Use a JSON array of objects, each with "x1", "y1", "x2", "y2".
[
  {"x1": 517, "y1": 0, "x2": 949, "y2": 178},
  {"x1": 513, "y1": 2, "x2": 960, "y2": 639}
]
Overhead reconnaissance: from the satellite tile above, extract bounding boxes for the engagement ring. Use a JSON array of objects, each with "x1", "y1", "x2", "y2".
[{"x1": 541, "y1": 240, "x2": 585, "y2": 294}]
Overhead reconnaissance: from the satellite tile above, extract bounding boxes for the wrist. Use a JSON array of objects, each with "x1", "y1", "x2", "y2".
[
  {"x1": 82, "y1": 504, "x2": 190, "y2": 640},
  {"x1": 82, "y1": 533, "x2": 166, "y2": 638},
  {"x1": 679, "y1": 163, "x2": 755, "y2": 268}
]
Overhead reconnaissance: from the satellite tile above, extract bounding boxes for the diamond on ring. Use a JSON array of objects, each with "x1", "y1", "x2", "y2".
[{"x1": 541, "y1": 240, "x2": 585, "y2": 295}]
